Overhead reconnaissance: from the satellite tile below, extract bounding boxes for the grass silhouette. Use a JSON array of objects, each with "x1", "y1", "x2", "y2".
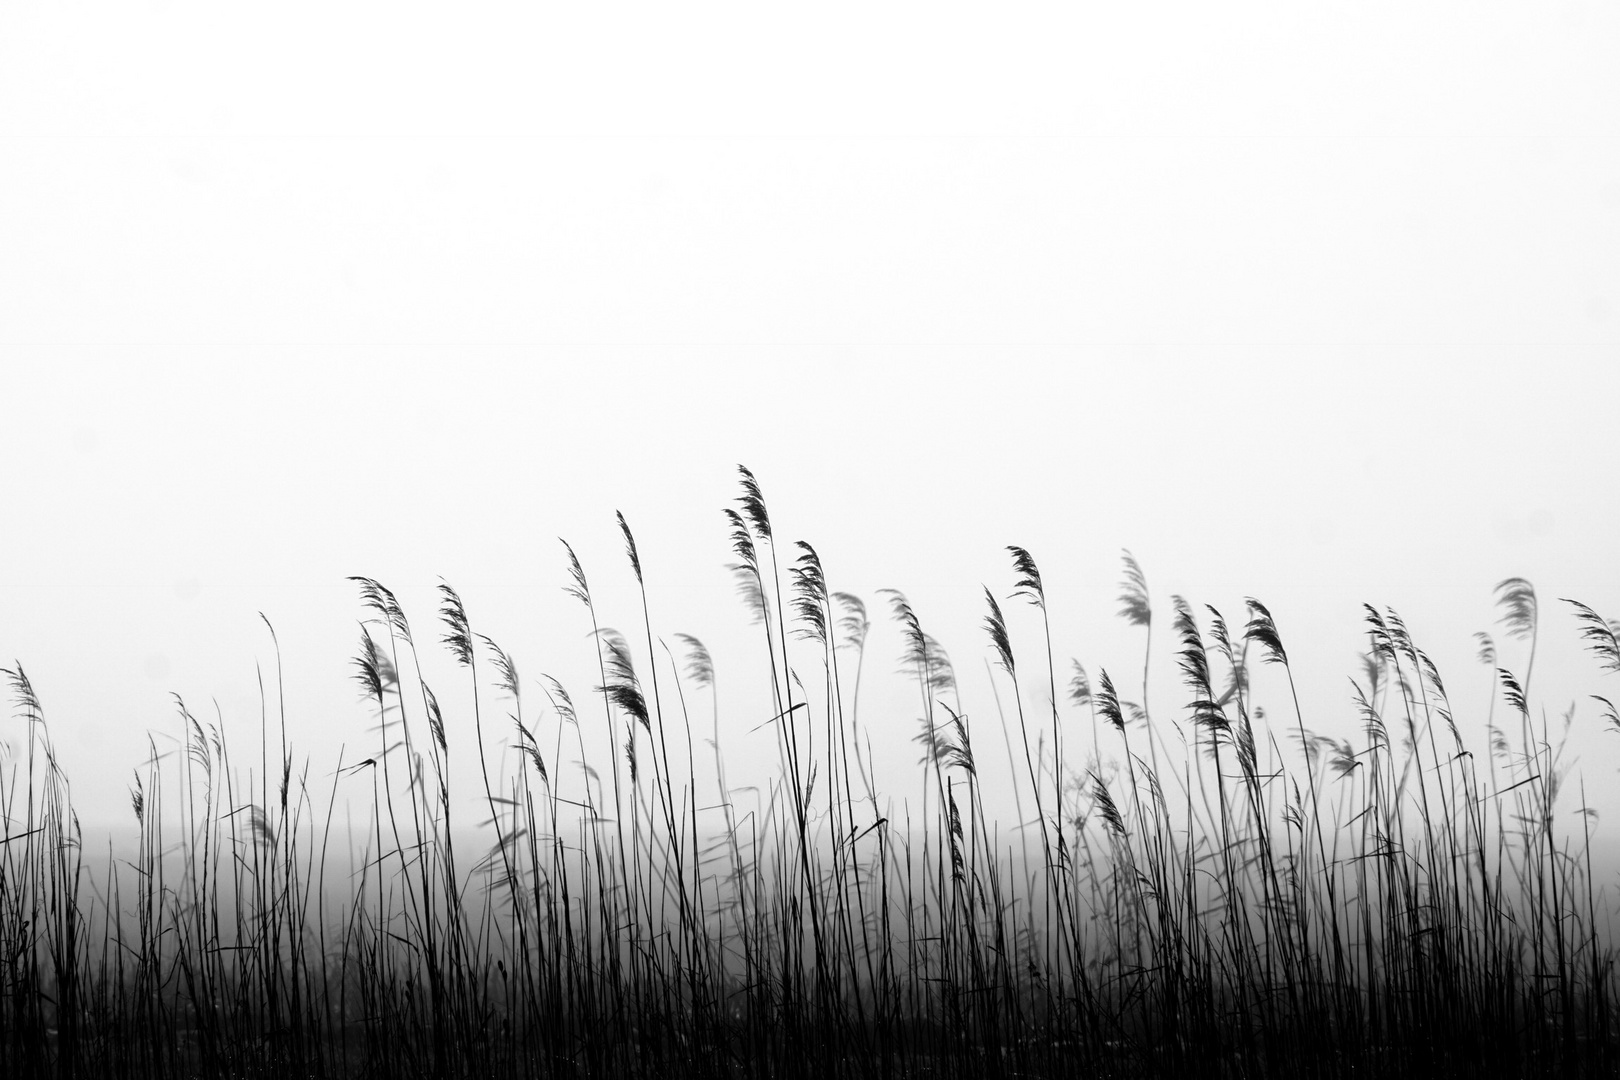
[{"x1": 2, "y1": 466, "x2": 1618, "y2": 1078}]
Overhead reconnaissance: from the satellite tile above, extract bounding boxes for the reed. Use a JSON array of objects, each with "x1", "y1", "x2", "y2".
[{"x1": 1, "y1": 466, "x2": 1617, "y2": 1078}]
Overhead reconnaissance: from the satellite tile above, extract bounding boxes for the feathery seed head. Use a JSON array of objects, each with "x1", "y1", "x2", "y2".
[
  {"x1": 1328, "y1": 739, "x2": 1360, "y2": 779},
  {"x1": 1362, "y1": 604, "x2": 1396, "y2": 661},
  {"x1": 1118, "y1": 550, "x2": 1151, "y2": 627},
  {"x1": 1096, "y1": 669, "x2": 1125, "y2": 733},
  {"x1": 881, "y1": 589, "x2": 933, "y2": 677},
  {"x1": 1563, "y1": 599, "x2": 1620, "y2": 675},
  {"x1": 1352, "y1": 679, "x2": 1387, "y2": 750},
  {"x1": 2, "y1": 663, "x2": 42, "y2": 725},
  {"x1": 595, "y1": 628, "x2": 650, "y2": 731},
  {"x1": 1358, "y1": 651, "x2": 1383, "y2": 700},
  {"x1": 481, "y1": 635, "x2": 520, "y2": 702},
  {"x1": 1495, "y1": 578, "x2": 1538, "y2": 641},
  {"x1": 1173, "y1": 597, "x2": 1211, "y2": 697},
  {"x1": 672, "y1": 633, "x2": 715, "y2": 688},
  {"x1": 982, "y1": 587, "x2": 1015, "y2": 674},
  {"x1": 424, "y1": 683, "x2": 447, "y2": 752},
  {"x1": 1091, "y1": 772, "x2": 1127, "y2": 837},
  {"x1": 1205, "y1": 606, "x2": 1233, "y2": 659},
  {"x1": 559, "y1": 539, "x2": 592, "y2": 609},
  {"x1": 1498, "y1": 668, "x2": 1528, "y2": 715},
  {"x1": 515, "y1": 718, "x2": 548, "y2": 785},
  {"x1": 1008, "y1": 546, "x2": 1045, "y2": 609},
  {"x1": 736, "y1": 465, "x2": 772, "y2": 541},
  {"x1": 922, "y1": 634, "x2": 956, "y2": 696},
  {"x1": 1383, "y1": 607, "x2": 1416, "y2": 660},
  {"x1": 723, "y1": 508, "x2": 767, "y2": 623},
  {"x1": 542, "y1": 676, "x2": 578, "y2": 725},
  {"x1": 1173, "y1": 600, "x2": 1229, "y2": 736},
  {"x1": 1244, "y1": 598, "x2": 1288, "y2": 666},
  {"x1": 247, "y1": 804, "x2": 276, "y2": 848},
  {"x1": 1067, "y1": 659, "x2": 1092, "y2": 708},
  {"x1": 349, "y1": 576, "x2": 412, "y2": 644},
  {"x1": 438, "y1": 581, "x2": 474, "y2": 667},
  {"x1": 833, "y1": 592, "x2": 869, "y2": 652},
  {"x1": 913, "y1": 714, "x2": 951, "y2": 769},
  {"x1": 1417, "y1": 650, "x2": 1446, "y2": 700},
  {"x1": 616, "y1": 511, "x2": 643, "y2": 585},
  {"x1": 939, "y1": 701, "x2": 976, "y2": 774},
  {"x1": 353, "y1": 626, "x2": 387, "y2": 701},
  {"x1": 790, "y1": 541, "x2": 829, "y2": 644}
]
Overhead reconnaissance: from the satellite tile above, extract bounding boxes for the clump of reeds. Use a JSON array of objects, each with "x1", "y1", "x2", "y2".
[{"x1": 2, "y1": 467, "x2": 1618, "y2": 1079}]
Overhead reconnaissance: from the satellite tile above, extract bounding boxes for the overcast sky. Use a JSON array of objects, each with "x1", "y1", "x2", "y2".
[{"x1": 0, "y1": 4, "x2": 1617, "y2": 836}]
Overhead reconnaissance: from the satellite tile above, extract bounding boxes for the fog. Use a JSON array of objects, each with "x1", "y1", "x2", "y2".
[
  {"x1": 3, "y1": 0, "x2": 1619, "y2": 932},
  {"x1": 1, "y1": 356, "x2": 1616, "y2": 864}
]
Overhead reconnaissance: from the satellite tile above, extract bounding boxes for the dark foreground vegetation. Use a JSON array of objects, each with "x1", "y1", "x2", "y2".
[{"x1": 4, "y1": 468, "x2": 1620, "y2": 1078}]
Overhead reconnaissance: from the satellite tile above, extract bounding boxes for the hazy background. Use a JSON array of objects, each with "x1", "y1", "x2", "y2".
[
  {"x1": 1, "y1": 354, "x2": 1616, "y2": 844},
  {"x1": 0, "y1": 4, "x2": 1618, "y2": 849}
]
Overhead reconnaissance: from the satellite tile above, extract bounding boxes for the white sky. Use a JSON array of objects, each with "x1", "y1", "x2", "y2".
[{"x1": 0, "y1": 4, "x2": 1618, "y2": 839}]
